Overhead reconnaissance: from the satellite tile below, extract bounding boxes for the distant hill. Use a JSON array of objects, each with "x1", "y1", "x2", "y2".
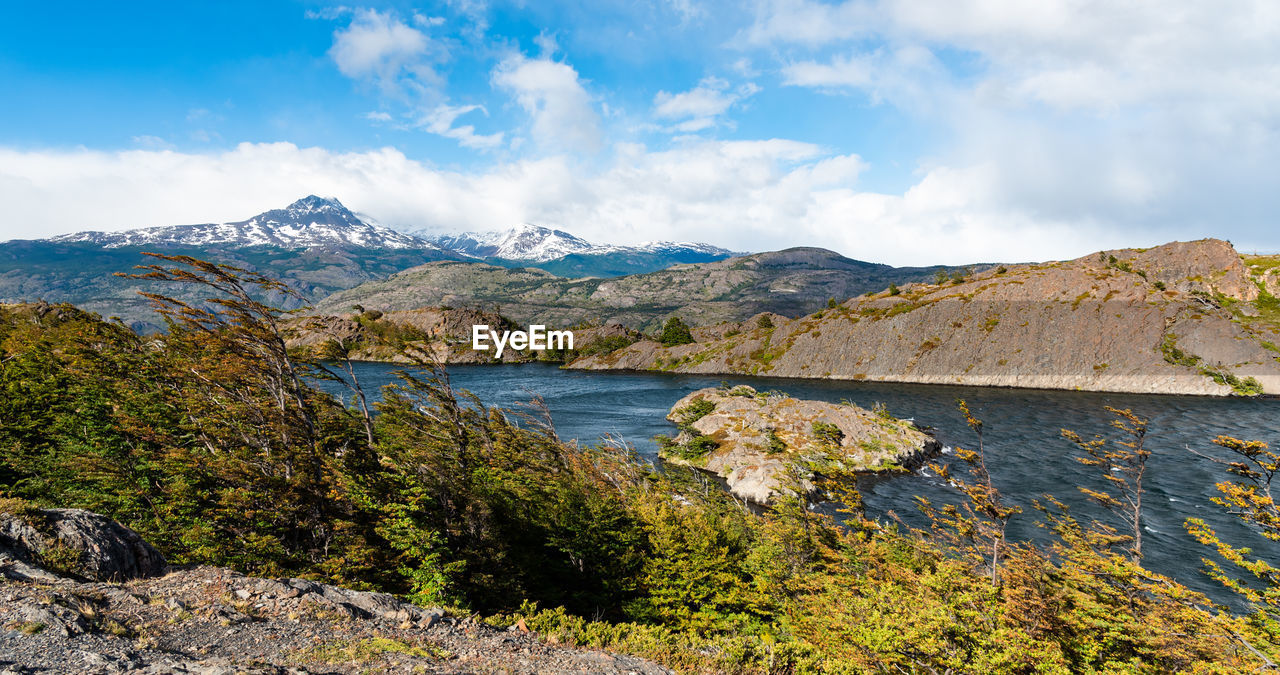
[
  {"x1": 568, "y1": 239, "x2": 1280, "y2": 396},
  {"x1": 313, "y1": 246, "x2": 980, "y2": 332}
]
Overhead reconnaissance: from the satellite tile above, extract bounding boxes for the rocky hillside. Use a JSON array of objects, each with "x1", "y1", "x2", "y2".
[
  {"x1": 314, "y1": 247, "x2": 978, "y2": 332},
  {"x1": 569, "y1": 239, "x2": 1280, "y2": 396},
  {"x1": 0, "y1": 504, "x2": 666, "y2": 674},
  {"x1": 286, "y1": 307, "x2": 640, "y2": 364},
  {"x1": 661, "y1": 386, "x2": 939, "y2": 504}
]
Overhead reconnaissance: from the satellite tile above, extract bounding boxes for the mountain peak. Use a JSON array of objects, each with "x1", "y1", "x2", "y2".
[
  {"x1": 286, "y1": 195, "x2": 348, "y2": 213},
  {"x1": 50, "y1": 196, "x2": 430, "y2": 251}
]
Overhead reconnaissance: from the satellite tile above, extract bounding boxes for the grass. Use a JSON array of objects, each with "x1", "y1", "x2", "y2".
[
  {"x1": 9, "y1": 621, "x2": 45, "y2": 635},
  {"x1": 1243, "y1": 255, "x2": 1280, "y2": 273},
  {"x1": 298, "y1": 636, "x2": 450, "y2": 664}
]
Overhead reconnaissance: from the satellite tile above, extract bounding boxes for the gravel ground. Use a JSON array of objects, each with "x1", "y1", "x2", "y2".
[{"x1": 0, "y1": 565, "x2": 669, "y2": 674}]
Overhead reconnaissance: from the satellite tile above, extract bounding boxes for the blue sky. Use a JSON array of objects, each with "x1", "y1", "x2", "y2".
[{"x1": 2, "y1": 1, "x2": 1278, "y2": 263}]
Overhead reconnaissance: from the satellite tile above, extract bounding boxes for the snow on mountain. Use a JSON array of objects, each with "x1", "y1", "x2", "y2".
[
  {"x1": 419, "y1": 223, "x2": 595, "y2": 262},
  {"x1": 419, "y1": 223, "x2": 736, "y2": 262},
  {"x1": 51, "y1": 196, "x2": 433, "y2": 251}
]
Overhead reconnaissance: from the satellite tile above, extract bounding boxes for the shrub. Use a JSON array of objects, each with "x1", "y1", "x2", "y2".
[
  {"x1": 659, "y1": 317, "x2": 694, "y2": 346},
  {"x1": 811, "y1": 421, "x2": 844, "y2": 448}
]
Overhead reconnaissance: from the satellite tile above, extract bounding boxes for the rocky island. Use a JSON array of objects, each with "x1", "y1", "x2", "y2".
[{"x1": 660, "y1": 386, "x2": 940, "y2": 504}]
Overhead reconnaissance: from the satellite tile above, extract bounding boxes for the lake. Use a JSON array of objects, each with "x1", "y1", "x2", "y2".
[{"x1": 316, "y1": 361, "x2": 1280, "y2": 605}]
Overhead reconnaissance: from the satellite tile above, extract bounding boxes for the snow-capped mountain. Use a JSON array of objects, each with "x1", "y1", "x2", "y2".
[
  {"x1": 52, "y1": 196, "x2": 432, "y2": 251},
  {"x1": 420, "y1": 223, "x2": 736, "y2": 262},
  {"x1": 424, "y1": 223, "x2": 596, "y2": 262}
]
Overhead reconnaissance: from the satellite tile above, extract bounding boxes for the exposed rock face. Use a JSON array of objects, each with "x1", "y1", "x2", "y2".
[
  {"x1": 573, "y1": 240, "x2": 1280, "y2": 397},
  {"x1": 0, "y1": 509, "x2": 669, "y2": 674},
  {"x1": 663, "y1": 386, "x2": 939, "y2": 504},
  {"x1": 1, "y1": 507, "x2": 166, "y2": 582}
]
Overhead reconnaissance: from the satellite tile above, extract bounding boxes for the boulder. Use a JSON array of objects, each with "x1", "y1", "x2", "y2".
[{"x1": 0, "y1": 507, "x2": 167, "y2": 581}]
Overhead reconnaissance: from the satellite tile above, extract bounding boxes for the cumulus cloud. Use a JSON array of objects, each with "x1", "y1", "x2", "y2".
[
  {"x1": 652, "y1": 77, "x2": 759, "y2": 131},
  {"x1": 492, "y1": 55, "x2": 601, "y2": 153},
  {"x1": 328, "y1": 8, "x2": 436, "y2": 94},
  {"x1": 746, "y1": 0, "x2": 1280, "y2": 254},
  {"x1": 0, "y1": 141, "x2": 1171, "y2": 265}
]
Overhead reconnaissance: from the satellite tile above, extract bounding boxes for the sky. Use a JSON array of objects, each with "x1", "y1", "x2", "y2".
[{"x1": 1, "y1": 0, "x2": 1278, "y2": 265}]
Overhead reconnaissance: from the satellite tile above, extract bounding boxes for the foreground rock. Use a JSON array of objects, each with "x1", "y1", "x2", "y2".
[
  {"x1": 573, "y1": 240, "x2": 1280, "y2": 396},
  {"x1": 0, "y1": 507, "x2": 668, "y2": 674},
  {"x1": 662, "y1": 386, "x2": 939, "y2": 504},
  {"x1": 1, "y1": 507, "x2": 166, "y2": 583}
]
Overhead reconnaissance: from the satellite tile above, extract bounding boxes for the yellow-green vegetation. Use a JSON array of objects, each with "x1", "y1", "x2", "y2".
[
  {"x1": 655, "y1": 399, "x2": 720, "y2": 461},
  {"x1": 9, "y1": 621, "x2": 46, "y2": 635},
  {"x1": 1161, "y1": 332, "x2": 1264, "y2": 395},
  {"x1": 298, "y1": 636, "x2": 450, "y2": 664},
  {"x1": 3, "y1": 257, "x2": 1280, "y2": 672}
]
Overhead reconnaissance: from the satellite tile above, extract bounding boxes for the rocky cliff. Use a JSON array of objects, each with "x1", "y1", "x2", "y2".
[
  {"x1": 570, "y1": 240, "x2": 1280, "y2": 396},
  {"x1": 0, "y1": 503, "x2": 666, "y2": 674},
  {"x1": 662, "y1": 386, "x2": 939, "y2": 504}
]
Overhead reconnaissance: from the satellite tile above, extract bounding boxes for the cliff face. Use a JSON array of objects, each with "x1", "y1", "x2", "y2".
[{"x1": 571, "y1": 240, "x2": 1280, "y2": 396}]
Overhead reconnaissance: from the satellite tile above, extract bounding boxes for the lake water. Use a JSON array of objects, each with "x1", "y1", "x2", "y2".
[{"x1": 318, "y1": 361, "x2": 1280, "y2": 605}]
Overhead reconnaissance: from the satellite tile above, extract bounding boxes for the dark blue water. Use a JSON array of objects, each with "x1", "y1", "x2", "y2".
[{"x1": 317, "y1": 362, "x2": 1280, "y2": 606}]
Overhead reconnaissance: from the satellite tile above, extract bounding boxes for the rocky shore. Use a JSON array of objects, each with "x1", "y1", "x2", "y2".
[
  {"x1": 661, "y1": 386, "x2": 940, "y2": 504},
  {"x1": 0, "y1": 505, "x2": 667, "y2": 674}
]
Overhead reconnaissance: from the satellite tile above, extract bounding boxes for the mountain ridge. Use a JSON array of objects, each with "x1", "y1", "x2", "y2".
[
  {"x1": 50, "y1": 196, "x2": 431, "y2": 251},
  {"x1": 312, "y1": 246, "x2": 978, "y2": 332}
]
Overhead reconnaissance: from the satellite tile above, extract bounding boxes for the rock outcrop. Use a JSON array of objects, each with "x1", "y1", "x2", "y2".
[
  {"x1": 1, "y1": 507, "x2": 166, "y2": 582},
  {"x1": 662, "y1": 386, "x2": 939, "y2": 504},
  {"x1": 572, "y1": 240, "x2": 1280, "y2": 396},
  {"x1": 0, "y1": 506, "x2": 669, "y2": 674}
]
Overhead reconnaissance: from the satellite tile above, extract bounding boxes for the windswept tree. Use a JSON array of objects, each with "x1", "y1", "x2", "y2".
[
  {"x1": 918, "y1": 400, "x2": 1021, "y2": 586},
  {"x1": 1061, "y1": 406, "x2": 1151, "y2": 561},
  {"x1": 1187, "y1": 435, "x2": 1280, "y2": 649}
]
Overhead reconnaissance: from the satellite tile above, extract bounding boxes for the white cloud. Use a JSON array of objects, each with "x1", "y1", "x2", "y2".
[
  {"x1": 746, "y1": 0, "x2": 1280, "y2": 255},
  {"x1": 492, "y1": 55, "x2": 601, "y2": 153},
  {"x1": 418, "y1": 104, "x2": 504, "y2": 149},
  {"x1": 738, "y1": 0, "x2": 873, "y2": 47},
  {"x1": 652, "y1": 77, "x2": 759, "y2": 132},
  {"x1": 329, "y1": 9, "x2": 435, "y2": 94},
  {"x1": 0, "y1": 141, "x2": 1174, "y2": 265},
  {"x1": 665, "y1": 0, "x2": 705, "y2": 23}
]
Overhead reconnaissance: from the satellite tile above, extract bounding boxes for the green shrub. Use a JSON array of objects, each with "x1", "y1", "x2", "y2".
[
  {"x1": 811, "y1": 421, "x2": 844, "y2": 447},
  {"x1": 659, "y1": 317, "x2": 694, "y2": 346}
]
